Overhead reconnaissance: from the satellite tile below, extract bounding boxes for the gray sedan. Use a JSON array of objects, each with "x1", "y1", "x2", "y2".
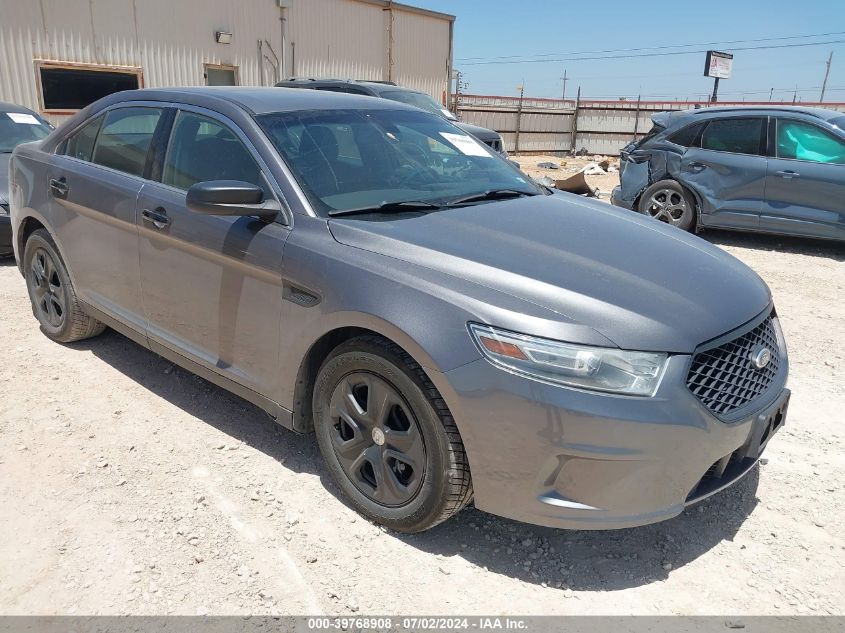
[
  {"x1": 0, "y1": 101, "x2": 53, "y2": 255},
  {"x1": 10, "y1": 88, "x2": 789, "y2": 532},
  {"x1": 612, "y1": 105, "x2": 845, "y2": 241}
]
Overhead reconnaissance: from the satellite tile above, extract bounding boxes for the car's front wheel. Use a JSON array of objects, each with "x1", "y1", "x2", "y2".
[
  {"x1": 637, "y1": 179, "x2": 696, "y2": 231},
  {"x1": 23, "y1": 229, "x2": 106, "y2": 343},
  {"x1": 312, "y1": 335, "x2": 473, "y2": 533}
]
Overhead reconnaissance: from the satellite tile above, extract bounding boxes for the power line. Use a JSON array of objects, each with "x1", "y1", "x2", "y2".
[
  {"x1": 456, "y1": 31, "x2": 845, "y2": 62},
  {"x1": 460, "y1": 39, "x2": 845, "y2": 66}
]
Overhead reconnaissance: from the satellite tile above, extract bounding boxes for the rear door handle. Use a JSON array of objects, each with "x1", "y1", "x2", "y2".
[
  {"x1": 141, "y1": 207, "x2": 170, "y2": 229},
  {"x1": 775, "y1": 170, "x2": 800, "y2": 179},
  {"x1": 49, "y1": 177, "x2": 68, "y2": 199}
]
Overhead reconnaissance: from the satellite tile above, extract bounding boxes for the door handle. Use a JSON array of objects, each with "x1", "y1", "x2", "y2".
[
  {"x1": 141, "y1": 207, "x2": 170, "y2": 229},
  {"x1": 49, "y1": 177, "x2": 68, "y2": 199},
  {"x1": 775, "y1": 170, "x2": 800, "y2": 179}
]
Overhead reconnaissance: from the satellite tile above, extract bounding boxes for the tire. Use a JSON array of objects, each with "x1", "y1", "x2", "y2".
[
  {"x1": 23, "y1": 229, "x2": 106, "y2": 343},
  {"x1": 637, "y1": 179, "x2": 696, "y2": 231},
  {"x1": 312, "y1": 335, "x2": 473, "y2": 533}
]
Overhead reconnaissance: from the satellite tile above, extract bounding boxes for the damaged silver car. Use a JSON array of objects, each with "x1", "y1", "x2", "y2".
[{"x1": 611, "y1": 106, "x2": 845, "y2": 241}]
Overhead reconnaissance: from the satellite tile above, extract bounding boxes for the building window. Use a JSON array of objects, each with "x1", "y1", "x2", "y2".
[
  {"x1": 205, "y1": 64, "x2": 239, "y2": 86},
  {"x1": 38, "y1": 63, "x2": 143, "y2": 112}
]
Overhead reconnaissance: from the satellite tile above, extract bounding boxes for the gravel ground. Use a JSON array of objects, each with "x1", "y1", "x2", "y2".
[{"x1": 1, "y1": 206, "x2": 843, "y2": 615}]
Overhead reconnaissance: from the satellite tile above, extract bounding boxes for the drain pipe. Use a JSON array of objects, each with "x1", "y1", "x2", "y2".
[{"x1": 279, "y1": 0, "x2": 289, "y2": 79}]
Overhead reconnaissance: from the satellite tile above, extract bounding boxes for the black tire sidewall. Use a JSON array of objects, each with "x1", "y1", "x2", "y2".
[
  {"x1": 23, "y1": 231, "x2": 74, "y2": 341},
  {"x1": 312, "y1": 342, "x2": 453, "y2": 532},
  {"x1": 638, "y1": 179, "x2": 696, "y2": 231}
]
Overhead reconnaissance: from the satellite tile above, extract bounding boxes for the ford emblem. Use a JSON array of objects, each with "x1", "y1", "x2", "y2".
[{"x1": 751, "y1": 346, "x2": 772, "y2": 370}]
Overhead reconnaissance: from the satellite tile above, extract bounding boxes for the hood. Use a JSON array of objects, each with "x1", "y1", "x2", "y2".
[
  {"x1": 455, "y1": 122, "x2": 500, "y2": 143},
  {"x1": 0, "y1": 153, "x2": 10, "y2": 204},
  {"x1": 328, "y1": 195, "x2": 771, "y2": 353}
]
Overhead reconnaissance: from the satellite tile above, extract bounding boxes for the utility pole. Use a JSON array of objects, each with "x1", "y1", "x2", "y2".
[
  {"x1": 792, "y1": 86, "x2": 798, "y2": 104},
  {"x1": 514, "y1": 83, "x2": 525, "y2": 155},
  {"x1": 560, "y1": 69, "x2": 568, "y2": 103},
  {"x1": 769, "y1": 87, "x2": 774, "y2": 102},
  {"x1": 453, "y1": 69, "x2": 462, "y2": 117},
  {"x1": 820, "y1": 51, "x2": 833, "y2": 102},
  {"x1": 571, "y1": 86, "x2": 581, "y2": 155}
]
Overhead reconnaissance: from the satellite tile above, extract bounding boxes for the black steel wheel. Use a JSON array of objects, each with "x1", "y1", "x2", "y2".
[
  {"x1": 29, "y1": 246, "x2": 66, "y2": 329},
  {"x1": 313, "y1": 335, "x2": 473, "y2": 532},
  {"x1": 23, "y1": 229, "x2": 106, "y2": 343},
  {"x1": 328, "y1": 372, "x2": 426, "y2": 506}
]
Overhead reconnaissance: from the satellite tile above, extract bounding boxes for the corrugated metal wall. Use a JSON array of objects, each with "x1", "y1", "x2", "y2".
[
  {"x1": 286, "y1": 0, "x2": 386, "y2": 84},
  {"x1": 391, "y1": 8, "x2": 451, "y2": 100},
  {"x1": 455, "y1": 94, "x2": 845, "y2": 155},
  {"x1": 285, "y1": 0, "x2": 452, "y2": 100},
  {"x1": 0, "y1": 0, "x2": 281, "y2": 122},
  {"x1": 0, "y1": 0, "x2": 453, "y2": 122}
]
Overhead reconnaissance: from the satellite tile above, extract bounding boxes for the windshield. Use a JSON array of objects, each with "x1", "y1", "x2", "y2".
[
  {"x1": 256, "y1": 108, "x2": 537, "y2": 217},
  {"x1": 0, "y1": 112, "x2": 52, "y2": 152},
  {"x1": 379, "y1": 90, "x2": 457, "y2": 121}
]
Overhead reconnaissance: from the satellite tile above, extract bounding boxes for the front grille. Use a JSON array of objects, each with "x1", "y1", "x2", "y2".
[{"x1": 686, "y1": 314, "x2": 781, "y2": 417}]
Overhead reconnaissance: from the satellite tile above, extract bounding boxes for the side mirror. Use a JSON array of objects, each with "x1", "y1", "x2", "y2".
[{"x1": 186, "y1": 180, "x2": 280, "y2": 218}]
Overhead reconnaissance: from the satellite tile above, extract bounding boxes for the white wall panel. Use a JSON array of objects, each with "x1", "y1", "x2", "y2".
[{"x1": 0, "y1": 0, "x2": 453, "y2": 122}]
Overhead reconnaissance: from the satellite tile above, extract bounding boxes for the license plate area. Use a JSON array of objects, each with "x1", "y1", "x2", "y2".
[{"x1": 738, "y1": 389, "x2": 790, "y2": 460}]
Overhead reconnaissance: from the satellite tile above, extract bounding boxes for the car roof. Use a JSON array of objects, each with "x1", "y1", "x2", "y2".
[
  {"x1": 668, "y1": 105, "x2": 843, "y2": 124},
  {"x1": 275, "y1": 78, "x2": 426, "y2": 96},
  {"x1": 0, "y1": 101, "x2": 39, "y2": 115},
  {"x1": 95, "y1": 86, "x2": 417, "y2": 115}
]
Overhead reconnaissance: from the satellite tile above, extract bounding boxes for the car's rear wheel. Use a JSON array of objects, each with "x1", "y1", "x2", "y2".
[
  {"x1": 312, "y1": 335, "x2": 472, "y2": 533},
  {"x1": 637, "y1": 179, "x2": 696, "y2": 231},
  {"x1": 23, "y1": 229, "x2": 105, "y2": 343}
]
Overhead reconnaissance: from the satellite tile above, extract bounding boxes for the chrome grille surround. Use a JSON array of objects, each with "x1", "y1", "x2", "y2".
[{"x1": 686, "y1": 313, "x2": 782, "y2": 418}]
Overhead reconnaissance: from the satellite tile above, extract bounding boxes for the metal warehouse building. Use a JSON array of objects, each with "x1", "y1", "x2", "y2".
[{"x1": 0, "y1": 0, "x2": 454, "y2": 123}]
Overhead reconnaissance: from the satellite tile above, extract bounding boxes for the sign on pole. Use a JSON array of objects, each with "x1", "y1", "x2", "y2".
[{"x1": 704, "y1": 51, "x2": 733, "y2": 79}]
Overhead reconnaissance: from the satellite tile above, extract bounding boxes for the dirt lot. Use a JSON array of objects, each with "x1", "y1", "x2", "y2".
[
  {"x1": 517, "y1": 154, "x2": 622, "y2": 201},
  {"x1": 1, "y1": 176, "x2": 844, "y2": 615}
]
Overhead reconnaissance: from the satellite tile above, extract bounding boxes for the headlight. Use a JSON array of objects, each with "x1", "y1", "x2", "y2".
[{"x1": 469, "y1": 324, "x2": 667, "y2": 396}]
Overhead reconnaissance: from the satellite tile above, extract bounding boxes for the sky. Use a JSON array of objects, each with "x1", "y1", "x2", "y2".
[{"x1": 414, "y1": 0, "x2": 845, "y2": 102}]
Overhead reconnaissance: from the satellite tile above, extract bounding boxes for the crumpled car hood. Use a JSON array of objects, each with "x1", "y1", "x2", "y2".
[{"x1": 328, "y1": 194, "x2": 771, "y2": 353}]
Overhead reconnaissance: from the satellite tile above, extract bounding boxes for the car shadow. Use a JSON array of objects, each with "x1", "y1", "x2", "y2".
[
  {"x1": 398, "y1": 468, "x2": 758, "y2": 591},
  {"x1": 67, "y1": 328, "x2": 760, "y2": 592},
  {"x1": 0, "y1": 256, "x2": 18, "y2": 266},
  {"x1": 68, "y1": 329, "x2": 323, "y2": 478},
  {"x1": 702, "y1": 229, "x2": 845, "y2": 261}
]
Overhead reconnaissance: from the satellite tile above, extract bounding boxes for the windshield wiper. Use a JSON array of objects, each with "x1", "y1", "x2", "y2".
[
  {"x1": 445, "y1": 189, "x2": 539, "y2": 207},
  {"x1": 328, "y1": 200, "x2": 441, "y2": 218}
]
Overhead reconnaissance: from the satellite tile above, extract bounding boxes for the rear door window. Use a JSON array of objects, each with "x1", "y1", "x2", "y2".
[
  {"x1": 700, "y1": 118, "x2": 763, "y2": 155},
  {"x1": 776, "y1": 119, "x2": 845, "y2": 164},
  {"x1": 92, "y1": 107, "x2": 163, "y2": 177}
]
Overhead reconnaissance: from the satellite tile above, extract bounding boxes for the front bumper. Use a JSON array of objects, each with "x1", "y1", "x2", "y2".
[
  {"x1": 0, "y1": 214, "x2": 12, "y2": 256},
  {"x1": 439, "y1": 354, "x2": 788, "y2": 530}
]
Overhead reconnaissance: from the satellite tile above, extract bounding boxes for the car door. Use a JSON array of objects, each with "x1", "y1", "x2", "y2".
[
  {"x1": 762, "y1": 117, "x2": 845, "y2": 240},
  {"x1": 50, "y1": 105, "x2": 164, "y2": 330},
  {"x1": 679, "y1": 116, "x2": 767, "y2": 230},
  {"x1": 137, "y1": 106, "x2": 291, "y2": 398}
]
